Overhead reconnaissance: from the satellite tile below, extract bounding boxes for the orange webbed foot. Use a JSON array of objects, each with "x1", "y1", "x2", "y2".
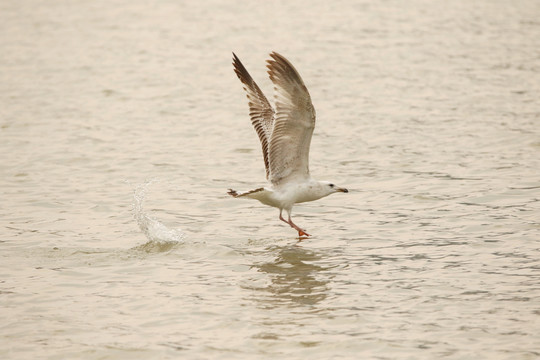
[{"x1": 298, "y1": 229, "x2": 311, "y2": 237}]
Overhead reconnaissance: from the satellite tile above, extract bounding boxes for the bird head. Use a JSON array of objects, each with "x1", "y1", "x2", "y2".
[{"x1": 320, "y1": 181, "x2": 348, "y2": 196}]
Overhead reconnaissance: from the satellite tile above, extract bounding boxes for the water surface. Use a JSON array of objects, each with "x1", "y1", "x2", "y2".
[{"x1": 1, "y1": 0, "x2": 539, "y2": 359}]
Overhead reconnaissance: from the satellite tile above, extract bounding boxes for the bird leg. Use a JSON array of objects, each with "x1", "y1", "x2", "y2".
[
  {"x1": 288, "y1": 216, "x2": 310, "y2": 237},
  {"x1": 279, "y1": 210, "x2": 310, "y2": 237},
  {"x1": 279, "y1": 210, "x2": 290, "y2": 226}
]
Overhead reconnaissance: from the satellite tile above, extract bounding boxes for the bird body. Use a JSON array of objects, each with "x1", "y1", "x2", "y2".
[
  {"x1": 230, "y1": 179, "x2": 343, "y2": 209},
  {"x1": 228, "y1": 52, "x2": 347, "y2": 236}
]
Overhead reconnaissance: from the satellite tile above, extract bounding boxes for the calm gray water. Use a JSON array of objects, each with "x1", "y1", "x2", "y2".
[{"x1": 1, "y1": 0, "x2": 539, "y2": 359}]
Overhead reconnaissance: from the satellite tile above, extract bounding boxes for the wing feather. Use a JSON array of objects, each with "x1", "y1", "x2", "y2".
[
  {"x1": 266, "y1": 52, "x2": 316, "y2": 184},
  {"x1": 232, "y1": 53, "x2": 275, "y2": 179}
]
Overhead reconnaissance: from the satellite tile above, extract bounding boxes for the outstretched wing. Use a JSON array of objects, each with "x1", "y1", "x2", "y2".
[
  {"x1": 232, "y1": 53, "x2": 275, "y2": 179},
  {"x1": 266, "y1": 52, "x2": 316, "y2": 185}
]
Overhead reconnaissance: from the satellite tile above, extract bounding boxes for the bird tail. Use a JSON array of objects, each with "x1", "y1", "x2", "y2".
[{"x1": 227, "y1": 188, "x2": 264, "y2": 198}]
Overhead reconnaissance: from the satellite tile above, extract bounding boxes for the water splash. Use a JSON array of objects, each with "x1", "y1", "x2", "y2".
[{"x1": 131, "y1": 179, "x2": 185, "y2": 250}]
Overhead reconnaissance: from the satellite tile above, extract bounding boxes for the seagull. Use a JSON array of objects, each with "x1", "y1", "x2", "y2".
[{"x1": 228, "y1": 52, "x2": 348, "y2": 237}]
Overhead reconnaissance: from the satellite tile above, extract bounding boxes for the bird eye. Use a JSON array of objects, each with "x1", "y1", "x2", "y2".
[{"x1": 329, "y1": 184, "x2": 334, "y2": 188}]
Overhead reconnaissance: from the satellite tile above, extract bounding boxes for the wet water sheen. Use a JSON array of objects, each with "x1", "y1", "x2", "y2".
[{"x1": 1, "y1": 0, "x2": 539, "y2": 359}]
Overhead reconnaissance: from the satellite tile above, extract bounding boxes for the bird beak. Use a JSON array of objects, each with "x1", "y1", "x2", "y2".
[{"x1": 336, "y1": 187, "x2": 348, "y2": 193}]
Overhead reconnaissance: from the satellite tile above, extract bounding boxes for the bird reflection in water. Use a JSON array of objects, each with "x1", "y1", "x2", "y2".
[{"x1": 249, "y1": 245, "x2": 330, "y2": 307}]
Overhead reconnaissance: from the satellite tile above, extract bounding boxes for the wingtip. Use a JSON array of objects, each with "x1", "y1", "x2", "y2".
[
  {"x1": 269, "y1": 51, "x2": 286, "y2": 62},
  {"x1": 232, "y1": 53, "x2": 248, "y2": 82},
  {"x1": 266, "y1": 51, "x2": 287, "y2": 72}
]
